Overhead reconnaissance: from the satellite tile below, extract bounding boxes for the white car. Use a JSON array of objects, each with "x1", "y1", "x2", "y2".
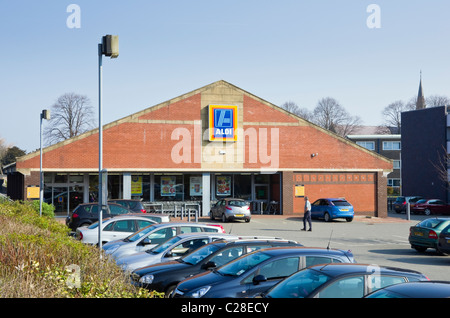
[
  {"x1": 102, "y1": 222, "x2": 226, "y2": 260},
  {"x1": 76, "y1": 215, "x2": 157, "y2": 245},
  {"x1": 127, "y1": 213, "x2": 171, "y2": 223},
  {"x1": 116, "y1": 233, "x2": 237, "y2": 272}
]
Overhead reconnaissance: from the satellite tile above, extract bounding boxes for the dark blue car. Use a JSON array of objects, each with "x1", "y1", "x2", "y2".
[
  {"x1": 311, "y1": 198, "x2": 354, "y2": 222},
  {"x1": 172, "y1": 246, "x2": 356, "y2": 298}
]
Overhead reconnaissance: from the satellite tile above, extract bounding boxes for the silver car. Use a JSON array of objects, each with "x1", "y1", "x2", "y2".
[
  {"x1": 116, "y1": 233, "x2": 238, "y2": 272},
  {"x1": 102, "y1": 222, "x2": 226, "y2": 260},
  {"x1": 76, "y1": 215, "x2": 157, "y2": 245},
  {"x1": 210, "y1": 198, "x2": 251, "y2": 223}
]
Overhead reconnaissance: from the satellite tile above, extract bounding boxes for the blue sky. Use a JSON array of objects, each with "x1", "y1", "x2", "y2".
[{"x1": 2, "y1": 1, "x2": 450, "y2": 152}]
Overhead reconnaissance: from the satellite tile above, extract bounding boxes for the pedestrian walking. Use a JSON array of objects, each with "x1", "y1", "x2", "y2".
[{"x1": 302, "y1": 196, "x2": 312, "y2": 232}]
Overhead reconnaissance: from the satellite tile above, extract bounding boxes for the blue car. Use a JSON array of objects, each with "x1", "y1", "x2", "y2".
[{"x1": 311, "y1": 198, "x2": 354, "y2": 222}]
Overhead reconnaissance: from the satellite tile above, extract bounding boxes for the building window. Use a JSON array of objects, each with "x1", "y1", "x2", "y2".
[
  {"x1": 382, "y1": 141, "x2": 401, "y2": 150},
  {"x1": 387, "y1": 179, "x2": 401, "y2": 187},
  {"x1": 393, "y1": 160, "x2": 401, "y2": 169},
  {"x1": 356, "y1": 141, "x2": 375, "y2": 151}
]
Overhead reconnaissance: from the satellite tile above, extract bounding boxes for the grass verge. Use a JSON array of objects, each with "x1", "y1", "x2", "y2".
[{"x1": 0, "y1": 198, "x2": 162, "y2": 298}]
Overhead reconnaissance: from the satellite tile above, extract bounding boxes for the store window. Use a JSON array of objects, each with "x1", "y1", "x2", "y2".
[
  {"x1": 131, "y1": 174, "x2": 150, "y2": 201},
  {"x1": 184, "y1": 174, "x2": 202, "y2": 201},
  {"x1": 154, "y1": 174, "x2": 184, "y2": 201}
]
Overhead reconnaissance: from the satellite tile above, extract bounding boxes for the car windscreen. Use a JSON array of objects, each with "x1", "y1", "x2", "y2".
[
  {"x1": 216, "y1": 251, "x2": 271, "y2": 277},
  {"x1": 148, "y1": 236, "x2": 182, "y2": 254},
  {"x1": 266, "y1": 268, "x2": 332, "y2": 298},
  {"x1": 180, "y1": 243, "x2": 224, "y2": 265},
  {"x1": 125, "y1": 224, "x2": 159, "y2": 242},
  {"x1": 331, "y1": 200, "x2": 351, "y2": 206},
  {"x1": 227, "y1": 200, "x2": 248, "y2": 207}
]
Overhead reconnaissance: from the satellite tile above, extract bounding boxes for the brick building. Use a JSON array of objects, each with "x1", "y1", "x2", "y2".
[{"x1": 14, "y1": 80, "x2": 392, "y2": 217}]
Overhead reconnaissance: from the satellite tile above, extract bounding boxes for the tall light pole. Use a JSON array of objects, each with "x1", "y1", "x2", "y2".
[
  {"x1": 98, "y1": 35, "x2": 119, "y2": 257},
  {"x1": 40, "y1": 109, "x2": 50, "y2": 217}
]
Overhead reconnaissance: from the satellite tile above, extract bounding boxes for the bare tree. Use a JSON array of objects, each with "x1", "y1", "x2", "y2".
[
  {"x1": 426, "y1": 94, "x2": 450, "y2": 107},
  {"x1": 280, "y1": 101, "x2": 313, "y2": 121},
  {"x1": 311, "y1": 97, "x2": 362, "y2": 136},
  {"x1": 44, "y1": 93, "x2": 96, "y2": 145},
  {"x1": 381, "y1": 100, "x2": 415, "y2": 133}
]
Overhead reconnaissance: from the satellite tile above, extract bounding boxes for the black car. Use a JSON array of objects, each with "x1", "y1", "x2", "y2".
[
  {"x1": 393, "y1": 196, "x2": 423, "y2": 213},
  {"x1": 108, "y1": 199, "x2": 147, "y2": 213},
  {"x1": 262, "y1": 263, "x2": 429, "y2": 298},
  {"x1": 131, "y1": 238, "x2": 301, "y2": 297},
  {"x1": 364, "y1": 281, "x2": 450, "y2": 298},
  {"x1": 66, "y1": 202, "x2": 136, "y2": 231},
  {"x1": 172, "y1": 246, "x2": 356, "y2": 298}
]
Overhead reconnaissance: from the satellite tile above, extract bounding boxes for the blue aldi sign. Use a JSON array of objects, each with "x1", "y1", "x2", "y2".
[{"x1": 208, "y1": 105, "x2": 238, "y2": 141}]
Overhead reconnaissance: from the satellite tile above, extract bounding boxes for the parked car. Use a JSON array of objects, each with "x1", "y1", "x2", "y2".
[
  {"x1": 108, "y1": 199, "x2": 147, "y2": 213},
  {"x1": 437, "y1": 223, "x2": 450, "y2": 255},
  {"x1": 172, "y1": 246, "x2": 356, "y2": 298},
  {"x1": 311, "y1": 198, "x2": 354, "y2": 222},
  {"x1": 261, "y1": 263, "x2": 428, "y2": 298},
  {"x1": 393, "y1": 196, "x2": 423, "y2": 213},
  {"x1": 126, "y1": 213, "x2": 171, "y2": 223},
  {"x1": 365, "y1": 281, "x2": 450, "y2": 298},
  {"x1": 409, "y1": 217, "x2": 450, "y2": 253},
  {"x1": 116, "y1": 233, "x2": 237, "y2": 271},
  {"x1": 411, "y1": 199, "x2": 450, "y2": 215},
  {"x1": 102, "y1": 222, "x2": 226, "y2": 260},
  {"x1": 210, "y1": 198, "x2": 251, "y2": 223},
  {"x1": 131, "y1": 238, "x2": 301, "y2": 297},
  {"x1": 66, "y1": 202, "x2": 137, "y2": 231},
  {"x1": 75, "y1": 215, "x2": 157, "y2": 245}
]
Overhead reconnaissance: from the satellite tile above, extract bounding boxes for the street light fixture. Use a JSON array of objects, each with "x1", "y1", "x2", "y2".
[
  {"x1": 98, "y1": 35, "x2": 119, "y2": 257},
  {"x1": 40, "y1": 109, "x2": 50, "y2": 217}
]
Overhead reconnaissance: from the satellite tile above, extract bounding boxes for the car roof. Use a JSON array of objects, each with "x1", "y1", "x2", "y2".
[
  {"x1": 306, "y1": 263, "x2": 425, "y2": 278},
  {"x1": 249, "y1": 246, "x2": 351, "y2": 257},
  {"x1": 106, "y1": 215, "x2": 157, "y2": 221},
  {"x1": 369, "y1": 281, "x2": 450, "y2": 298},
  {"x1": 169, "y1": 233, "x2": 236, "y2": 240}
]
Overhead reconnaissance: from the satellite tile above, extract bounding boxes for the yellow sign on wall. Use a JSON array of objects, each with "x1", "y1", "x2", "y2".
[
  {"x1": 294, "y1": 185, "x2": 305, "y2": 197},
  {"x1": 27, "y1": 186, "x2": 40, "y2": 199}
]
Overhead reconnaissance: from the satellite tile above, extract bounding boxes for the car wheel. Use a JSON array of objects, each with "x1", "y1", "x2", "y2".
[
  {"x1": 245, "y1": 218, "x2": 251, "y2": 223},
  {"x1": 424, "y1": 209, "x2": 431, "y2": 216},
  {"x1": 222, "y1": 214, "x2": 228, "y2": 223},
  {"x1": 324, "y1": 212, "x2": 331, "y2": 222},
  {"x1": 210, "y1": 211, "x2": 215, "y2": 220},
  {"x1": 346, "y1": 217, "x2": 353, "y2": 222}
]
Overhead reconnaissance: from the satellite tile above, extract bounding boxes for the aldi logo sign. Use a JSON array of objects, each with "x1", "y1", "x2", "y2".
[{"x1": 208, "y1": 105, "x2": 238, "y2": 141}]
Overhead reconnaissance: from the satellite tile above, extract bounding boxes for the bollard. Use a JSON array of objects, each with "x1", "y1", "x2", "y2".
[{"x1": 406, "y1": 202, "x2": 410, "y2": 221}]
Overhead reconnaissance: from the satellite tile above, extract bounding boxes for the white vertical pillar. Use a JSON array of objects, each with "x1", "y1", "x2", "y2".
[
  {"x1": 202, "y1": 173, "x2": 210, "y2": 217},
  {"x1": 123, "y1": 173, "x2": 131, "y2": 199}
]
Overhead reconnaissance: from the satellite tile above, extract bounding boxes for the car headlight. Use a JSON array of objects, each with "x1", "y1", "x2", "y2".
[
  {"x1": 191, "y1": 286, "x2": 211, "y2": 298},
  {"x1": 139, "y1": 274, "x2": 154, "y2": 284}
]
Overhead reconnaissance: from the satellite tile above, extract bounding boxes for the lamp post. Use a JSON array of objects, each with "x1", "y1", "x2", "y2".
[
  {"x1": 40, "y1": 109, "x2": 50, "y2": 217},
  {"x1": 98, "y1": 35, "x2": 119, "y2": 257}
]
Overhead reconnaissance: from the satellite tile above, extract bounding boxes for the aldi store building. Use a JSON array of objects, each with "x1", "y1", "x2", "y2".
[{"x1": 14, "y1": 80, "x2": 392, "y2": 217}]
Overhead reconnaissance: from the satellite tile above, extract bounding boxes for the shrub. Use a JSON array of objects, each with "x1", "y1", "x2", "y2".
[{"x1": 30, "y1": 199, "x2": 55, "y2": 218}]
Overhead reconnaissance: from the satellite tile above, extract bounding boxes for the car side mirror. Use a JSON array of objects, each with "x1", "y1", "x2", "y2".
[
  {"x1": 253, "y1": 275, "x2": 267, "y2": 285},
  {"x1": 141, "y1": 237, "x2": 152, "y2": 245},
  {"x1": 201, "y1": 261, "x2": 217, "y2": 270}
]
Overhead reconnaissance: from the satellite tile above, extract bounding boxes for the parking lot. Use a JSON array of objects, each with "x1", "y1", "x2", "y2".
[{"x1": 199, "y1": 212, "x2": 450, "y2": 281}]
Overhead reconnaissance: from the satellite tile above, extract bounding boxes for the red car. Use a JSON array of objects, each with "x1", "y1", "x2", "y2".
[{"x1": 411, "y1": 199, "x2": 450, "y2": 216}]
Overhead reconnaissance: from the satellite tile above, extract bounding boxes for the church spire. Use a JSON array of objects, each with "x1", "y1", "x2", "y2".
[{"x1": 416, "y1": 70, "x2": 426, "y2": 110}]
